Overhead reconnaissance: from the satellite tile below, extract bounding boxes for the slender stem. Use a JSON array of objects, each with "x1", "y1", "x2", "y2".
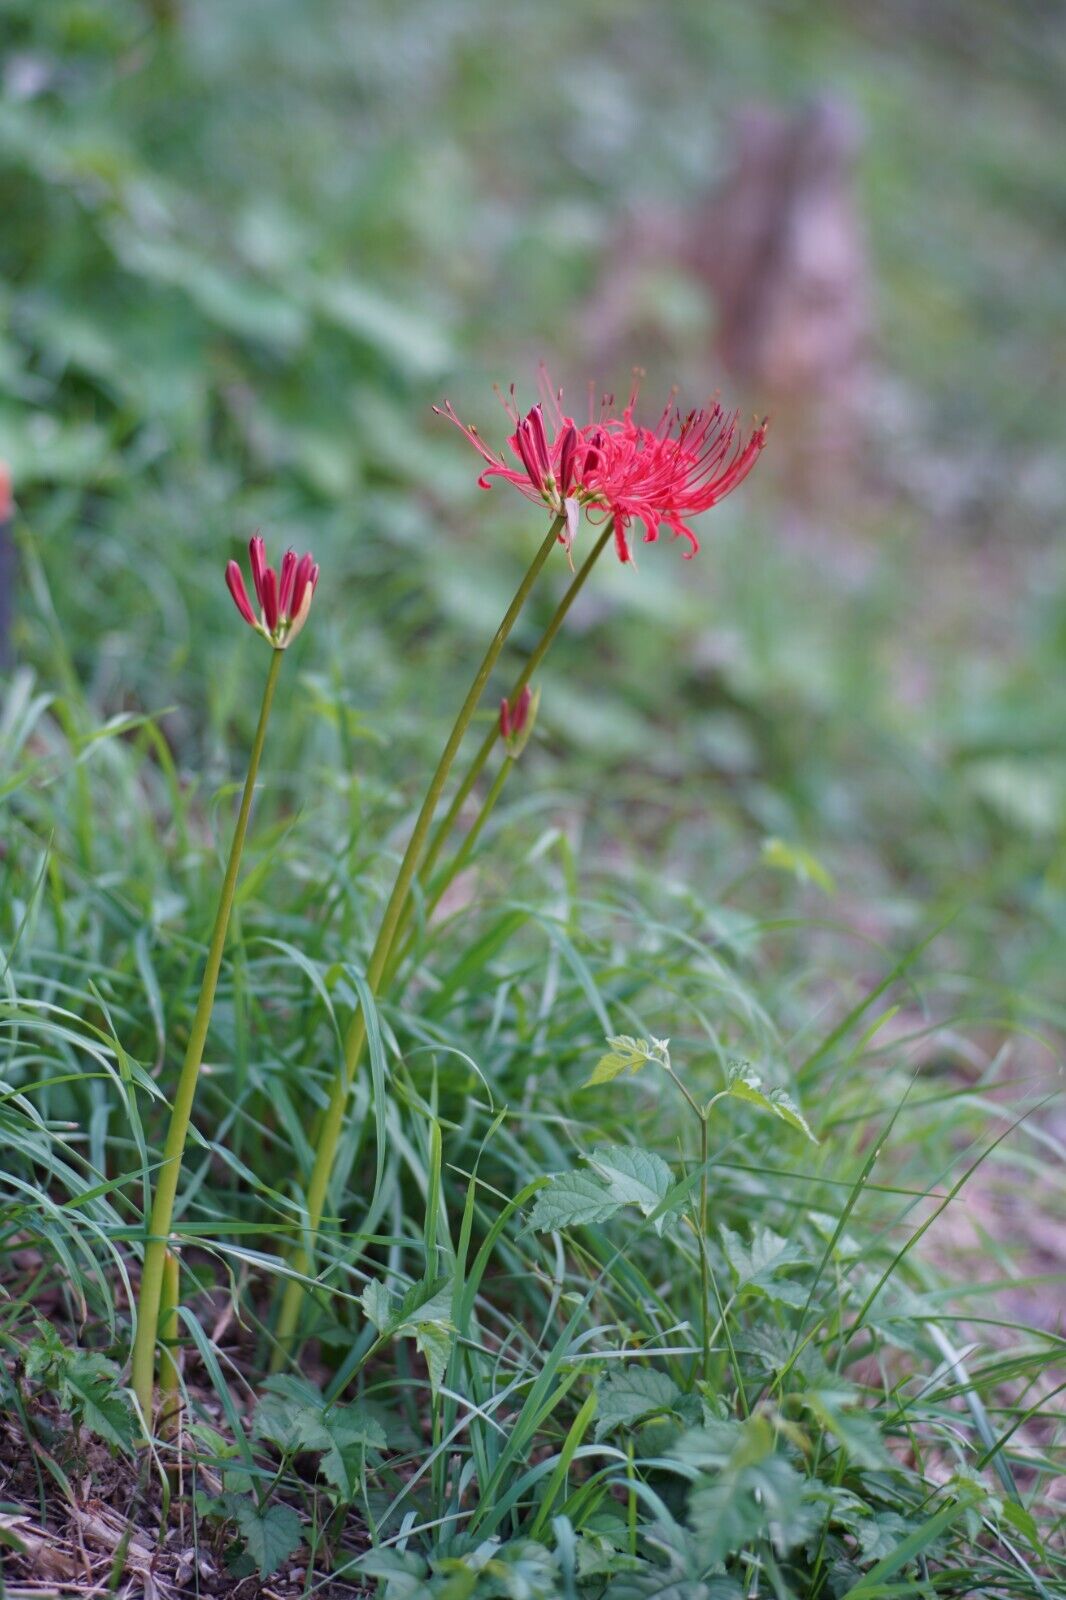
[
  {"x1": 382, "y1": 753, "x2": 513, "y2": 989},
  {"x1": 413, "y1": 521, "x2": 614, "y2": 901},
  {"x1": 131, "y1": 647, "x2": 283, "y2": 1419},
  {"x1": 699, "y1": 1111, "x2": 711, "y2": 1385},
  {"x1": 159, "y1": 1249, "x2": 182, "y2": 1445},
  {"x1": 273, "y1": 520, "x2": 563, "y2": 1361}
]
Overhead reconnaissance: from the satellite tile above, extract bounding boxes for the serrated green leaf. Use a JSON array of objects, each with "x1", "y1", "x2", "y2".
[
  {"x1": 804, "y1": 1392, "x2": 895, "y2": 1471},
  {"x1": 254, "y1": 1374, "x2": 325, "y2": 1453},
  {"x1": 595, "y1": 1367, "x2": 682, "y2": 1440},
  {"x1": 301, "y1": 1405, "x2": 386, "y2": 1499},
  {"x1": 588, "y1": 1145, "x2": 675, "y2": 1234},
  {"x1": 395, "y1": 1275, "x2": 453, "y2": 1330},
  {"x1": 361, "y1": 1278, "x2": 395, "y2": 1333},
  {"x1": 414, "y1": 1323, "x2": 453, "y2": 1394},
  {"x1": 255, "y1": 1377, "x2": 385, "y2": 1498},
  {"x1": 689, "y1": 1453, "x2": 816, "y2": 1564},
  {"x1": 723, "y1": 1062, "x2": 817, "y2": 1142},
  {"x1": 70, "y1": 1377, "x2": 136, "y2": 1451},
  {"x1": 585, "y1": 1034, "x2": 668, "y2": 1087},
  {"x1": 721, "y1": 1224, "x2": 808, "y2": 1307},
  {"x1": 525, "y1": 1171, "x2": 623, "y2": 1233},
  {"x1": 232, "y1": 1499, "x2": 302, "y2": 1577}
]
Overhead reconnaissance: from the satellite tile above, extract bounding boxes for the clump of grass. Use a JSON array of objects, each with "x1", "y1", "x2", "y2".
[{"x1": 1, "y1": 636, "x2": 1062, "y2": 1593}]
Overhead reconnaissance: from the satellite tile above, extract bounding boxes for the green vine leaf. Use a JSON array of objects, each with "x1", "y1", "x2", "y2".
[
  {"x1": 586, "y1": 1035, "x2": 670, "y2": 1087},
  {"x1": 724, "y1": 1062, "x2": 818, "y2": 1142}
]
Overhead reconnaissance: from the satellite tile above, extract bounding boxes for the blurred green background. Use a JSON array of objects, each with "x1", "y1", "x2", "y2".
[{"x1": 1, "y1": 0, "x2": 1063, "y2": 1037}]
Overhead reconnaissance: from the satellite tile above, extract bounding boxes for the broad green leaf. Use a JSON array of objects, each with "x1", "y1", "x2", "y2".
[
  {"x1": 585, "y1": 1035, "x2": 669, "y2": 1087},
  {"x1": 525, "y1": 1171, "x2": 623, "y2": 1233},
  {"x1": 588, "y1": 1145, "x2": 674, "y2": 1234},
  {"x1": 595, "y1": 1367, "x2": 681, "y2": 1440},
  {"x1": 358, "y1": 1277, "x2": 454, "y2": 1395},
  {"x1": 232, "y1": 1500, "x2": 302, "y2": 1578}
]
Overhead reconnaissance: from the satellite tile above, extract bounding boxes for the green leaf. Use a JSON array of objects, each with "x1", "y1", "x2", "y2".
[
  {"x1": 231, "y1": 1500, "x2": 302, "y2": 1578},
  {"x1": 761, "y1": 836, "x2": 835, "y2": 894},
  {"x1": 689, "y1": 1453, "x2": 815, "y2": 1564},
  {"x1": 395, "y1": 1275, "x2": 453, "y2": 1331},
  {"x1": 254, "y1": 1377, "x2": 386, "y2": 1498},
  {"x1": 358, "y1": 1277, "x2": 454, "y2": 1395},
  {"x1": 66, "y1": 1373, "x2": 135, "y2": 1451},
  {"x1": 723, "y1": 1062, "x2": 818, "y2": 1142},
  {"x1": 525, "y1": 1171, "x2": 623, "y2": 1233},
  {"x1": 302, "y1": 1406, "x2": 386, "y2": 1499},
  {"x1": 839, "y1": 1495, "x2": 976, "y2": 1596},
  {"x1": 254, "y1": 1374, "x2": 326, "y2": 1453},
  {"x1": 414, "y1": 1323, "x2": 453, "y2": 1395},
  {"x1": 595, "y1": 1367, "x2": 682, "y2": 1440},
  {"x1": 804, "y1": 1392, "x2": 895, "y2": 1471},
  {"x1": 588, "y1": 1145, "x2": 675, "y2": 1234},
  {"x1": 585, "y1": 1035, "x2": 669, "y2": 1087},
  {"x1": 361, "y1": 1278, "x2": 396, "y2": 1333},
  {"x1": 721, "y1": 1224, "x2": 808, "y2": 1307}
]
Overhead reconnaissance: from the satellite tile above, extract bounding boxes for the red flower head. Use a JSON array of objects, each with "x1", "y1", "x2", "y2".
[
  {"x1": 226, "y1": 534, "x2": 319, "y2": 648},
  {"x1": 436, "y1": 372, "x2": 767, "y2": 565}
]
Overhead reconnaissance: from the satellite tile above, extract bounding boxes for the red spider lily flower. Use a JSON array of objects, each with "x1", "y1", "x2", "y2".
[
  {"x1": 226, "y1": 534, "x2": 319, "y2": 648},
  {"x1": 433, "y1": 392, "x2": 586, "y2": 553},
  {"x1": 436, "y1": 374, "x2": 767, "y2": 565}
]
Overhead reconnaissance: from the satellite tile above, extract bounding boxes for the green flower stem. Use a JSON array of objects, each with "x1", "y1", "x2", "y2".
[
  {"x1": 272, "y1": 518, "x2": 564, "y2": 1362},
  {"x1": 158, "y1": 1249, "x2": 182, "y2": 1443},
  {"x1": 131, "y1": 646, "x2": 283, "y2": 1421},
  {"x1": 699, "y1": 1110, "x2": 711, "y2": 1385},
  {"x1": 381, "y1": 753, "x2": 514, "y2": 990},
  {"x1": 411, "y1": 520, "x2": 614, "y2": 905}
]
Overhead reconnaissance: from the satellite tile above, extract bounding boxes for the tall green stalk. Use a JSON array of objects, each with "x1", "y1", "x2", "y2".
[
  {"x1": 412, "y1": 520, "x2": 614, "y2": 904},
  {"x1": 272, "y1": 519, "x2": 565, "y2": 1360},
  {"x1": 132, "y1": 646, "x2": 283, "y2": 1420}
]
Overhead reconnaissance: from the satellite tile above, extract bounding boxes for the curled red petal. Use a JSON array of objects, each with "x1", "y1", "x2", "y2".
[
  {"x1": 290, "y1": 551, "x2": 315, "y2": 617},
  {"x1": 249, "y1": 534, "x2": 268, "y2": 607},
  {"x1": 278, "y1": 549, "x2": 297, "y2": 617},
  {"x1": 260, "y1": 565, "x2": 279, "y2": 631},
  {"x1": 226, "y1": 560, "x2": 257, "y2": 628}
]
